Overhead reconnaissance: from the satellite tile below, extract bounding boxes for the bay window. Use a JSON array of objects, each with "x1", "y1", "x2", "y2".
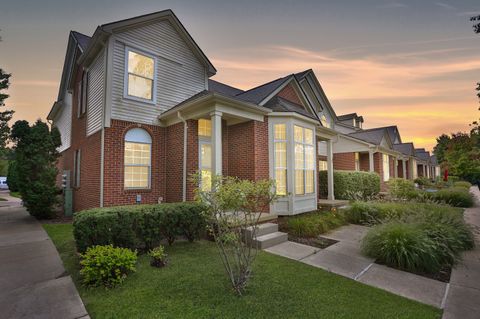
[
  {"x1": 125, "y1": 48, "x2": 155, "y2": 101},
  {"x1": 294, "y1": 125, "x2": 315, "y2": 195},
  {"x1": 124, "y1": 128, "x2": 152, "y2": 189},
  {"x1": 273, "y1": 124, "x2": 287, "y2": 196}
]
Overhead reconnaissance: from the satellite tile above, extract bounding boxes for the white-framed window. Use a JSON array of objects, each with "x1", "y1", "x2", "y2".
[
  {"x1": 77, "y1": 70, "x2": 88, "y2": 117},
  {"x1": 73, "y1": 149, "x2": 81, "y2": 187},
  {"x1": 125, "y1": 48, "x2": 156, "y2": 102},
  {"x1": 318, "y1": 160, "x2": 328, "y2": 171},
  {"x1": 273, "y1": 123, "x2": 287, "y2": 196},
  {"x1": 382, "y1": 153, "x2": 390, "y2": 181},
  {"x1": 198, "y1": 119, "x2": 212, "y2": 191},
  {"x1": 124, "y1": 128, "x2": 152, "y2": 189},
  {"x1": 320, "y1": 114, "x2": 330, "y2": 128},
  {"x1": 198, "y1": 119, "x2": 212, "y2": 137},
  {"x1": 294, "y1": 125, "x2": 315, "y2": 195},
  {"x1": 355, "y1": 152, "x2": 360, "y2": 171}
]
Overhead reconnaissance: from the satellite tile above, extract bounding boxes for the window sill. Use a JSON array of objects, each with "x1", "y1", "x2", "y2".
[{"x1": 124, "y1": 188, "x2": 152, "y2": 193}]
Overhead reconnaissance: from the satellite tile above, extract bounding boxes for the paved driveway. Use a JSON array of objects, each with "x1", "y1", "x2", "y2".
[{"x1": 0, "y1": 204, "x2": 88, "y2": 319}]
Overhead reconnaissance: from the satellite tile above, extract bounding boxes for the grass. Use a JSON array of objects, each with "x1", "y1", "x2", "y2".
[
  {"x1": 43, "y1": 223, "x2": 441, "y2": 319},
  {"x1": 279, "y1": 210, "x2": 347, "y2": 238}
]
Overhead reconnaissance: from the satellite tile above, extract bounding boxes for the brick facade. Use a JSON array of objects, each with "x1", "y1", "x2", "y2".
[
  {"x1": 359, "y1": 153, "x2": 370, "y2": 171},
  {"x1": 277, "y1": 84, "x2": 304, "y2": 107},
  {"x1": 333, "y1": 152, "x2": 356, "y2": 171}
]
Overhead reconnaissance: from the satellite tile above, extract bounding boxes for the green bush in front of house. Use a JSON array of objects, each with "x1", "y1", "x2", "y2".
[
  {"x1": 319, "y1": 170, "x2": 380, "y2": 200},
  {"x1": 387, "y1": 178, "x2": 417, "y2": 200},
  {"x1": 73, "y1": 202, "x2": 206, "y2": 253},
  {"x1": 453, "y1": 181, "x2": 472, "y2": 189},
  {"x1": 430, "y1": 187, "x2": 474, "y2": 208},
  {"x1": 280, "y1": 210, "x2": 347, "y2": 238}
]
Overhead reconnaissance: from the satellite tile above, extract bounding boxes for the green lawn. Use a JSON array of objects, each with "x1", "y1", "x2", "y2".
[{"x1": 43, "y1": 224, "x2": 442, "y2": 319}]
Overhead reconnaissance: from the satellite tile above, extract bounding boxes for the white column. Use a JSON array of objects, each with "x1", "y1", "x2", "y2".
[
  {"x1": 394, "y1": 157, "x2": 398, "y2": 178},
  {"x1": 369, "y1": 149, "x2": 374, "y2": 172},
  {"x1": 423, "y1": 165, "x2": 427, "y2": 178},
  {"x1": 402, "y1": 160, "x2": 407, "y2": 179},
  {"x1": 326, "y1": 139, "x2": 335, "y2": 200},
  {"x1": 210, "y1": 111, "x2": 222, "y2": 176}
]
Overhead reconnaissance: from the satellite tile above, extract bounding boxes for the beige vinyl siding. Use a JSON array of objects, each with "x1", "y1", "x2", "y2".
[
  {"x1": 110, "y1": 19, "x2": 206, "y2": 124},
  {"x1": 54, "y1": 92, "x2": 72, "y2": 153},
  {"x1": 86, "y1": 49, "x2": 105, "y2": 136}
]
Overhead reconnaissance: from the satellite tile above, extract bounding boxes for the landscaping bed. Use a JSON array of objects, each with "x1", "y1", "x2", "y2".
[
  {"x1": 289, "y1": 235, "x2": 338, "y2": 249},
  {"x1": 43, "y1": 223, "x2": 441, "y2": 318}
]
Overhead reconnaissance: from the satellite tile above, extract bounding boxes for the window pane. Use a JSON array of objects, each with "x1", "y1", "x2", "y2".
[
  {"x1": 274, "y1": 142, "x2": 286, "y2": 168},
  {"x1": 128, "y1": 51, "x2": 154, "y2": 79},
  {"x1": 304, "y1": 128, "x2": 313, "y2": 145},
  {"x1": 295, "y1": 169, "x2": 304, "y2": 195},
  {"x1": 305, "y1": 145, "x2": 314, "y2": 170},
  {"x1": 198, "y1": 119, "x2": 212, "y2": 137},
  {"x1": 128, "y1": 74, "x2": 153, "y2": 100},
  {"x1": 383, "y1": 154, "x2": 390, "y2": 181},
  {"x1": 124, "y1": 166, "x2": 149, "y2": 188},
  {"x1": 275, "y1": 169, "x2": 287, "y2": 196},
  {"x1": 125, "y1": 142, "x2": 151, "y2": 165},
  {"x1": 294, "y1": 125, "x2": 303, "y2": 143},
  {"x1": 274, "y1": 124, "x2": 286, "y2": 140},
  {"x1": 305, "y1": 170, "x2": 314, "y2": 194},
  {"x1": 200, "y1": 143, "x2": 212, "y2": 168},
  {"x1": 319, "y1": 160, "x2": 328, "y2": 171},
  {"x1": 295, "y1": 143, "x2": 304, "y2": 169},
  {"x1": 201, "y1": 169, "x2": 212, "y2": 191}
]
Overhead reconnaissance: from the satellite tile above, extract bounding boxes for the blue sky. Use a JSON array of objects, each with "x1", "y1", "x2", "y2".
[{"x1": 1, "y1": 0, "x2": 479, "y2": 150}]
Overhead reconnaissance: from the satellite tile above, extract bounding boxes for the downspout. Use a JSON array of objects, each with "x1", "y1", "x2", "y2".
[
  {"x1": 99, "y1": 41, "x2": 109, "y2": 208},
  {"x1": 177, "y1": 112, "x2": 188, "y2": 202}
]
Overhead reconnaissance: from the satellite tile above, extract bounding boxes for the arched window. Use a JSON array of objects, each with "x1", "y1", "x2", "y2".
[{"x1": 124, "y1": 128, "x2": 152, "y2": 189}]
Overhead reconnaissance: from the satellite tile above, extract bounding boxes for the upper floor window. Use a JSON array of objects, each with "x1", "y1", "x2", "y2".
[
  {"x1": 124, "y1": 128, "x2": 152, "y2": 189},
  {"x1": 125, "y1": 49, "x2": 155, "y2": 102}
]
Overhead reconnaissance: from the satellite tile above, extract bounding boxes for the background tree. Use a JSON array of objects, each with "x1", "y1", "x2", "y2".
[
  {"x1": 11, "y1": 120, "x2": 61, "y2": 219},
  {"x1": 0, "y1": 31, "x2": 15, "y2": 154},
  {"x1": 433, "y1": 134, "x2": 450, "y2": 165}
]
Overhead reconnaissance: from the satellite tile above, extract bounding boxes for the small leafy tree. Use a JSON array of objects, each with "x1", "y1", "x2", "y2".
[
  {"x1": 194, "y1": 175, "x2": 276, "y2": 295},
  {"x1": 10, "y1": 120, "x2": 62, "y2": 218}
]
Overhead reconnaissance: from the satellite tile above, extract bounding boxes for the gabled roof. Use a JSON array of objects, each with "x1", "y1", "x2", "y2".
[
  {"x1": 71, "y1": 31, "x2": 91, "y2": 52},
  {"x1": 80, "y1": 9, "x2": 216, "y2": 76},
  {"x1": 415, "y1": 149, "x2": 431, "y2": 161},
  {"x1": 393, "y1": 142, "x2": 415, "y2": 156},
  {"x1": 235, "y1": 76, "x2": 290, "y2": 104},
  {"x1": 430, "y1": 155, "x2": 438, "y2": 165},
  {"x1": 348, "y1": 128, "x2": 389, "y2": 146},
  {"x1": 208, "y1": 79, "x2": 244, "y2": 97},
  {"x1": 263, "y1": 96, "x2": 317, "y2": 120},
  {"x1": 294, "y1": 69, "x2": 312, "y2": 81}
]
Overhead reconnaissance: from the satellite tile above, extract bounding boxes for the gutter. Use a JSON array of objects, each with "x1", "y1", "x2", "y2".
[{"x1": 177, "y1": 111, "x2": 188, "y2": 202}]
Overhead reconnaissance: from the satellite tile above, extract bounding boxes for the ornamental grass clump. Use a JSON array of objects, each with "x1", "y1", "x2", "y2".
[
  {"x1": 432, "y1": 187, "x2": 474, "y2": 207},
  {"x1": 80, "y1": 245, "x2": 137, "y2": 287},
  {"x1": 193, "y1": 174, "x2": 276, "y2": 296},
  {"x1": 283, "y1": 211, "x2": 347, "y2": 238}
]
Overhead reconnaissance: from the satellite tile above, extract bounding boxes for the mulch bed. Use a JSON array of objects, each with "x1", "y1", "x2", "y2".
[{"x1": 289, "y1": 235, "x2": 338, "y2": 249}]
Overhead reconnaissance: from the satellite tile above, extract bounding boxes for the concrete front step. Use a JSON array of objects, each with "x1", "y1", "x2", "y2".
[
  {"x1": 252, "y1": 231, "x2": 288, "y2": 249},
  {"x1": 243, "y1": 222, "x2": 278, "y2": 238}
]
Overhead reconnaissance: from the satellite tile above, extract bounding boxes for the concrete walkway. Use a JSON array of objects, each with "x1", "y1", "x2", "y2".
[
  {"x1": 0, "y1": 201, "x2": 88, "y2": 319},
  {"x1": 442, "y1": 186, "x2": 480, "y2": 319}
]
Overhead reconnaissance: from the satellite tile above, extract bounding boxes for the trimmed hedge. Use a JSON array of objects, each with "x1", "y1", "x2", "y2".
[
  {"x1": 73, "y1": 202, "x2": 206, "y2": 253},
  {"x1": 319, "y1": 170, "x2": 380, "y2": 200}
]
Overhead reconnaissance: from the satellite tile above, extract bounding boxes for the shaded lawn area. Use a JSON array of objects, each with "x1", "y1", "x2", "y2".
[{"x1": 43, "y1": 223, "x2": 441, "y2": 319}]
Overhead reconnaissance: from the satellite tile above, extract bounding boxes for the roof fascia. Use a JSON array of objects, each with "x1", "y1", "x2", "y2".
[{"x1": 303, "y1": 71, "x2": 339, "y2": 122}]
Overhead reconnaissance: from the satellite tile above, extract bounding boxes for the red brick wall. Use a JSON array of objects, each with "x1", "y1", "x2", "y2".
[
  {"x1": 165, "y1": 122, "x2": 184, "y2": 203},
  {"x1": 397, "y1": 160, "x2": 404, "y2": 178},
  {"x1": 333, "y1": 152, "x2": 356, "y2": 171},
  {"x1": 359, "y1": 153, "x2": 370, "y2": 171},
  {"x1": 389, "y1": 156, "x2": 395, "y2": 179},
  {"x1": 185, "y1": 120, "x2": 199, "y2": 201},
  {"x1": 103, "y1": 120, "x2": 165, "y2": 207},
  {"x1": 253, "y1": 118, "x2": 269, "y2": 181},
  {"x1": 277, "y1": 83, "x2": 303, "y2": 107}
]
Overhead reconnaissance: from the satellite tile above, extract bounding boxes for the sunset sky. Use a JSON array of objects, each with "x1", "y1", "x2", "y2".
[{"x1": 1, "y1": 0, "x2": 479, "y2": 151}]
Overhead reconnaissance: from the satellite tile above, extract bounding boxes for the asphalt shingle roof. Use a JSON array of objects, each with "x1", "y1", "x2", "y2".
[
  {"x1": 348, "y1": 128, "x2": 386, "y2": 145},
  {"x1": 71, "y1": 31, "x2": 91, "y2": 51},
  {"x1": 263, "y1": 96, "x2": 317, "y2": 120},
  {"x1": 430, "y1": 155, "x2": 438, "y2": 165},
  {"x1": 393, "y1": 143, "x2": 415, "y2": 156},
  {"x1": 235, "y1": 76, "x2": 290, "y2": 104},
  {"x1": 208, "y1": 79, "x2": 244, "y2": 97}
]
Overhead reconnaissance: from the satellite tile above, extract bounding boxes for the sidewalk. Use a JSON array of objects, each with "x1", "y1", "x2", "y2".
[
  {"x1": 0, "y1": 204, "x2": 88, "y2": 319},
  {"x1": 442, "y1": 186, "x2": 480, "y2": 319}
]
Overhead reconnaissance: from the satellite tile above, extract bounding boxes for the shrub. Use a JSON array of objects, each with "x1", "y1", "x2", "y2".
[
  {"x1": 414, "y1": 177, "x2": 432, "y2": 187},
  {"x1": 432, "y1": 187, "x2": 474, "y2": 207},
  {"x1": 80, "y1": 245, "x2": 137, "y2": 287},
  {"x1": 319, "y1": 170, "x2": 380, "y2": 200},
  {"x1": 453, "y1": 181, "x2": 472, "y2": 189},
  {"x1": 362, "y1": 222, "x2": 441, "y2": 273},
  {"x1": 149, "y1": 245, "x2": 168, "y2": 268},
  {"x1": 282, "y1": 211, "x2": 347, "y2": 238},
  {"x1": 73, "y1": 202, "x2": 206, "y2": 253},
  {"x1": 387, "y1": 178, "x2": 417, "y2": 199}
]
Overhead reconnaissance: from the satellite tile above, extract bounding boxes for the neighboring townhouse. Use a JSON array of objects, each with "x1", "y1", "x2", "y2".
[
  {"x1": 48, "y1": 10, "x2": 340, "y2": 216},
  {"x1": 393, "y1": 142, "x2": 417, "y2": 179},
  {"x1": 415, "y1": 148, "x2": 438, "y2": 179}
]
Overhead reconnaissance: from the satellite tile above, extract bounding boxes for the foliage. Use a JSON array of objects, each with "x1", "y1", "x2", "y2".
[
  {"x1": 149, "y1": 245, "x2": 168, "y2": 268},
  {"x1": 0, "y1": 68, "x2": 14, "y2": 154},
  {"x1": 280, "y1": 211, "x2": 347, "y2": 238},
  {"x1": 80, "y1": 245, "x2": 137, "y2": 287},
  {"x1": 453, "y1": 181, "x2": 472, "y2": 189},
  {"x1": 319, "y1": 170, "x2": 380, "y2": 200},
  {"x1": 431, "y1": 187, "x2": 474, "y2": 208},
  {"x1": 6, "y1": 160, "x2": 19, "y2": 191},
  {"x1": 194, "y1": 174, "x2": 276, "y2": 296},
  {"x1": 414, "y1": 177, "x2": 432, "y2": 187},
  {"x1": 387, "y1": 178, "x2": 416, "y2": 200},
  {"x1": 10, "y1": 120, "x2": 61, "y2": 218},
  {"x1": 73, "y1": 202, "x2": 206, "y2": 253},
  {"x1": 433, "y1": 134, "x2": 451, "y2": 165},
  {"x1": 44, "y1": 224, "x2": 441, "y2": 319}
]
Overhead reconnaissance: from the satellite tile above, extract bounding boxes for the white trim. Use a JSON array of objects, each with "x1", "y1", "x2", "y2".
[
  {"x1": 123, "y1": 128, "x2": 152, "y2": 190},
  {"x1": 268, "y1": 112, "x2": 319, "y2": 125},
  {"x1": 123, "y1": 46, "x2": 157, "y2": 105}
]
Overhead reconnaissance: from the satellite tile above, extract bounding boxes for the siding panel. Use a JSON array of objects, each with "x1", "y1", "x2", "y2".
[
  {"x1": 111, "y1": 20, "x2": 206, "y2": 125},
  {"x1": 54, "y1": 92, "x2": 72, "y2": 152},
  {"x1": 86, "y1": 49, "x2": 105, "y2": 136}
]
